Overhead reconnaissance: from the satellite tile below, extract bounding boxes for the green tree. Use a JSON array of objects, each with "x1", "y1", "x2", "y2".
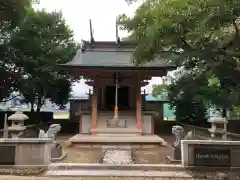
[
  {"x1": 0, "y1": 0, "x2": 32, "y2": 101},
  {"x1": 0, "y1": 0, "x2": 31, "y2": 33},
  {"x1": 152, "y1": 71, "x2": 210, "y2": 123},
  {"x1": 9, "y1": 10, "x2": 77, "y2": 112},
  {"x1": 151, "y1": 84, "x2": 168, "y2": 98},
  {"x1": 119, "y1": 0, "x2": 240, "y2": 118}
]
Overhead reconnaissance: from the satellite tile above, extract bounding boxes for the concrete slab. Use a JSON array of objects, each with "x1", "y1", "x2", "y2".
[
  {"x1": 44, "y1": 169, "x2": 192, "y2": 177},
  {"x1": 69, "y1": 134, "x2": 165, "y2": 145}
]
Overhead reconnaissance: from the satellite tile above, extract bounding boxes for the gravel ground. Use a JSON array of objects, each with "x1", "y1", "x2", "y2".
[{"x1": 0, "y1": 176, "x2": 207, "y2": 180}]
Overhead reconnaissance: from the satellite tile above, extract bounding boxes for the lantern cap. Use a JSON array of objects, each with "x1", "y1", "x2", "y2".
[{"x1": 8, "y1": 111, "x2": 29, "y2": 121}]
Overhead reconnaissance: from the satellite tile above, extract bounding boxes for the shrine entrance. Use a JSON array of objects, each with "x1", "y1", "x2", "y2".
[{"x1": 105, "y1": 86, "x2": 129, "y2": 111}]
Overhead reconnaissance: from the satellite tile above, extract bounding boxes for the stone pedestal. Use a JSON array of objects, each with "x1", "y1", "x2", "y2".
[
  {"x1": 172, "y1": 145, "x2": 181, "y2": 160},
  {"x1": 39, "y1": 124, "x2": 66, "y2": 162},
  {"x1": 50, "y1": 144, "x2": 66, "y2": 162},
  {"x1": 51, "y1": 143, "x2": 63, "y2": 159},
  {"x1": 165, "y1": 125, "x2": 184, "y2": 164}
]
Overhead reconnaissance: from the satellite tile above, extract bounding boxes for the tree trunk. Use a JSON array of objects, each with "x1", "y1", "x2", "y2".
[
  {"x1": 222, "y1": 108, "x2": 227, "y2": 117},
  {"x1": 30, "y1": 101, "x2": 34, "y2": 112},
  {"x1": 36, "y1": 94, "x2": 45, "y2": 113},
  {"x1": 36, "y1": 99, "x2": 42, "y2": 113}
]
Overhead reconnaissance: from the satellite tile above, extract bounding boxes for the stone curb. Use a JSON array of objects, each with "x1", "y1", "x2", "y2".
[{"x1": 49, "y1": 163, "x2": 184, "y2": 171}]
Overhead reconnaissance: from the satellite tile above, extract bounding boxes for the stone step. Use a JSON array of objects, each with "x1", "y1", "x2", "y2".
[
  {"x1": 48, "y1": 163, "x2": 184, "y2": 171},
  {"x1": 69, "y1": 134, "x2": 165, "y2": 145},
  {"x1": 96, "y1": 133, "x2": 139, "y2": 136},
  {"x1": 91, "y1": 128, "x2": 142, "y2": 134},
  {"x1": 44, "y1": 169, "x2": 192, "y2": 178}
]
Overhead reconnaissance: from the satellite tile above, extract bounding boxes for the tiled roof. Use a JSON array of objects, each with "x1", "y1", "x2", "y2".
[{"x1": 62, "y1": 40, "x2": 175, "y2": 69}]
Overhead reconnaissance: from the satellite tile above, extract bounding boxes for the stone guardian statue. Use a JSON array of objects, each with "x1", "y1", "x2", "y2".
[{"x1": 39, "y1": 124, "x2": 64, "y2": 161}]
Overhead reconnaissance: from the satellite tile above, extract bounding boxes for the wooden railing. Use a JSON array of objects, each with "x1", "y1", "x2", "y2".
[{"x1": 182, "y1": 124, "x2": 240, "y2": 141}]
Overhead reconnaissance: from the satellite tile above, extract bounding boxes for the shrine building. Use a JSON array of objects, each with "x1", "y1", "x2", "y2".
[{"x1": 61, "y1": 23, "x2": 175, "y2": 145}]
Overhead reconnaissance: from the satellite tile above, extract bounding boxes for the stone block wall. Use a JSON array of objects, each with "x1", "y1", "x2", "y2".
[
  {"x1": 181, "y1": 140, "x2": 240, "y2": 168},
  {"x1": 0, "y1": 138, "x2": 51, "y2": 167},
  {"x1": 79, "y1": 112, "x2": 153, "y2": 135}
]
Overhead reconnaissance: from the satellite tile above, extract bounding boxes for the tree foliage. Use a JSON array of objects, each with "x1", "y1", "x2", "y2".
[
  {"x1": 0, "y1": 0, "x2": 32, "y2": 101},
  {"x1": 9, "y1": 10, "x2": 78, "y2": 111},
  {"x1": 119, "y1": 0, "x2": 240, "y2": 120},
  {"x1": 151, "y1": 84, "x2": 168, "y2": 98},
  {"x1": 0, "y1": 0, "x2": 31, "y2": 32}
]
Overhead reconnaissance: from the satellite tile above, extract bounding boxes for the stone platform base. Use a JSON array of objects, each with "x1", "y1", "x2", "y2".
[{"x1": 69, "y1": 134, "x2": 166, "y2": 148}]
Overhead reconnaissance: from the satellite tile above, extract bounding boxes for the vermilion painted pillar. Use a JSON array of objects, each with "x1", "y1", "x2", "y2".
[
  {"x1": 91, "y1": 89, "x2": 97, "y2": 135},
  {"x1": 136, "y1": 74, "x2": 142, "y2": 135}
]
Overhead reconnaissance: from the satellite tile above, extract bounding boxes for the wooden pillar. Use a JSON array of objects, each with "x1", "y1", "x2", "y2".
[
  {"x1": 91, "y1": 87, "x2": 97, "y2": 135},
  {"x1": 101, "y1": 87, "x2": 104, "y2": 109},
  {"x1": 136, "y1": 73, "x2": 142, "y2": 135},
  {"x1": 151, "y1": 118, "x2": 155, "y2": 134}
]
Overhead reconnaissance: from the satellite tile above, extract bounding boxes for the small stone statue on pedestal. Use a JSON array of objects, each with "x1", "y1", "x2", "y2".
[
  {"x1": 172, "y1": 125, "x2": 185, "y2": 160},
  {"x1": 166, "y1": 125, "x2": 193, "y2": 163},
  {"x1": 39, "y1": 124, "x2": 65, "y2": 161}
]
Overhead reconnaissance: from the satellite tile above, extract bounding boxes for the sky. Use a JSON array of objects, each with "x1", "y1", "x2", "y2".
[{"x1": 33, "y1": 0, "x2": 162, "y2": 97}]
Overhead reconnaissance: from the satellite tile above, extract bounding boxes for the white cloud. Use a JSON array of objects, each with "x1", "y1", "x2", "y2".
[{"x1": 34, "y1": 0, "x2": 139, "y2": 42}]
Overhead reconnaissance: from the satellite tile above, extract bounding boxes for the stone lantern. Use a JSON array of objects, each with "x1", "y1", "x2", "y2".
[
  {"x1": 7, "y1": 111, "x2": 29, "y2": 138},
  {"x1": 208, "y1": 111, "x2": 228, "y2": 140}
]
